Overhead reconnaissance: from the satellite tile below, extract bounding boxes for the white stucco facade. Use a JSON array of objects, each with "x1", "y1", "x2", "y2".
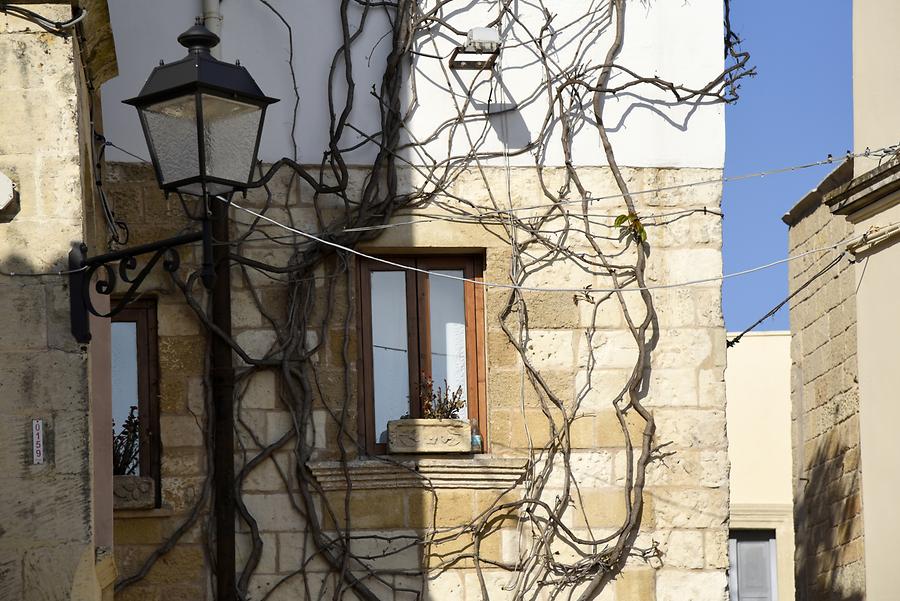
[{"x1": 101, "y1": 0, "x2": 725, "y2": 169}]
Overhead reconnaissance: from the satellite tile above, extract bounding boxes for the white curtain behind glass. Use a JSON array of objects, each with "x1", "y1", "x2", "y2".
[
  {"x1": 370, "y1": 271, "x2": 410, "y2": 443},
  {"x1": 428, "y1": 270, "x2": 468, "y2": 420}
]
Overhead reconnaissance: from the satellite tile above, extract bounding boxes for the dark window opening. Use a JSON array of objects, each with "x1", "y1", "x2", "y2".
[{"x1": 111, "y1": 299, "x2": 161, "y2": 506}]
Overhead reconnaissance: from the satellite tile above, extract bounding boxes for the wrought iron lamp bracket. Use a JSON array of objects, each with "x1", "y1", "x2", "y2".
[{"x1": 68, "y1": 231, "x2": 203, "y2": 343}]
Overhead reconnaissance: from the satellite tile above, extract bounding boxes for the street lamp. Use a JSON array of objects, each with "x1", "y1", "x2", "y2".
[
  {"x1": 124, "y1": 20, "x2": 277, "y2": 197},
  {"x1": 69, "y1": 19, "x2": 279, "y2": 334},
  {"x1": 68, "y1": 20, "x2": 278, "y2": 601}
]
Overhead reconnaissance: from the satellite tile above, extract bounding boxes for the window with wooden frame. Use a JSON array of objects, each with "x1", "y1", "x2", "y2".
[
  {"x1": 111, "y1": 299, "x2": 161, "y2": 506},
  {"x1": 357, "y1": 256, "x2": 486, "y2": 455}
]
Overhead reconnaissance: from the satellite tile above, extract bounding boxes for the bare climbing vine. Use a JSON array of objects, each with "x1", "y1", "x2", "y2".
[{"x1": 114, "y1": 1, "x2": 752, "y2": 599}]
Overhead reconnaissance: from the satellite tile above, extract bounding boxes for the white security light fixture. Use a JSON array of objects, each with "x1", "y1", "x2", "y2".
[
  {"x1": 450, "y1": 27, "x2": 501, "y2": 71},
  {"x1": 466, "y1": 27, "x2": 500, "y2": 53}
]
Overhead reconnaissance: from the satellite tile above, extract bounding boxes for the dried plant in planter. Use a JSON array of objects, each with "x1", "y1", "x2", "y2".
[
  {"x1": 419, "y1": 374, "x2": 466, "y2": 420},
  {"x1": 113, "y1": 405, "x2": 140, "y2": 476}
]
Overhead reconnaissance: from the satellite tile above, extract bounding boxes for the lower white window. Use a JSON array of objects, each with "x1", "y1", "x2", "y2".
[{"x1": 729, "y1": 530, "x2": 778, "y2": 601}]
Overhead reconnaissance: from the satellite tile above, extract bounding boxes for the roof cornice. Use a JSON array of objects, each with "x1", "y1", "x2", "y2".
[
  {"x1": 782, "y1": 159, "x2": 854, "y2": 226},
  {"x1": 824, "y1": 155, "x2": 900, "y2": 216}
]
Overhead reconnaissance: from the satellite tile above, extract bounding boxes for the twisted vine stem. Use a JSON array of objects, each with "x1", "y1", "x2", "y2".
[{"x1": 113, "y1": 1, "x2": 752, "y2": 599}]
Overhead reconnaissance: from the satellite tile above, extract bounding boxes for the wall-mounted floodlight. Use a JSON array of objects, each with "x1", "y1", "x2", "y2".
[{"x1": 449, "y1": 27, "x2": 500, "y2": 71}]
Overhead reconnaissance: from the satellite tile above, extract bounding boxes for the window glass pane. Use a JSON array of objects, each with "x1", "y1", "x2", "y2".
[
  {"x1": 729, "y1": 531, "x2": 776, "y2": 601},
  {"x1": 370, "y1": 271, "x2": 410, "y2": 443},
  {"x1": 737, "y1": 540, "x2": 772, "y2": 599},
  {"x1": 428, "y1": 270, "x2": 468, "y2": 421},
  {"x1": 111, "y1": 322, "x2": 140, "y2": 475}
]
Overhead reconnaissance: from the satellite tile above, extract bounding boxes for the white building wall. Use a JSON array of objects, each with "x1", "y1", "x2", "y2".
[{"x1": 101, "y1": 0, "x2": 725, "y2": 168}]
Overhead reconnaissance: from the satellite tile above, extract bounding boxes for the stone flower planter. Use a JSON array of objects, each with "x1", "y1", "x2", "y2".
[{"x1": 387, "y1": 418, "x2": 471, "y2": 453}]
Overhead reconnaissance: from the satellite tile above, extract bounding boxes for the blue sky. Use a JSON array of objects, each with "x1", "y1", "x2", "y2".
[{"x1": 722, "y1": 1, "x2": 852, "y2": 332}]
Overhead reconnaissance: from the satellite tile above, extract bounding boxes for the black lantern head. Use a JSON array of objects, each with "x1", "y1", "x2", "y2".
[{"x1": 124, "y1": 21, "x2": 279, "y2": 197}]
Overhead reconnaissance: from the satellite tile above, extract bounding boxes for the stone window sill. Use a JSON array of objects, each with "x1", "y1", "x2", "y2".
[
  {"x1": 306, "y1": 456, "x2": 526, "y2": 491},
  {"x1": 114, "y1": 507, "x2": 174, "y2": 520}
]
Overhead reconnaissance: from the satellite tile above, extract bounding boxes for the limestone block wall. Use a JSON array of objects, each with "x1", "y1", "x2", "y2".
[
  {"x1": 0, "y1": 6, "x2": 108, "y2": 600},
  {"x1": 103, "y1": 163, "x2": 211, "y2": 601},
  {"x1": 106, "y1": 163, "x2": 728, "y2": 601},
  {"x1": 786, "y1": 194, "x2": 865, "y2": 600}
]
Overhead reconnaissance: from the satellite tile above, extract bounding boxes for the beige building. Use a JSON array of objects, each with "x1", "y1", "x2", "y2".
[
  {"x1": 785, "y1": 154, "x2": 900, "y2": 601},
  {"x1": 1, "y1": 2, "x2": 747, "y2": 600},
  {"x1": 725, "y1": 331, "x2": 795, "y2": 601},
  {"x1": 783, "y1": 160, "x2": 864, "y2": 601},
  {"x1": 0, "y1": 1, "x2": 117, "y2": 599},
  {"x1": 782, "y1": 3, "x2": 900, "y2": 599}
]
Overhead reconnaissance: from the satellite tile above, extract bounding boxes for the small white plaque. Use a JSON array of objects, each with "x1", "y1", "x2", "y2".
[
  {"x1": 0, "y1": 172, "x2": 15, "y2": 212},
  {"x1": 32, "y1": 419, "x2": 45, "y2": 465}
]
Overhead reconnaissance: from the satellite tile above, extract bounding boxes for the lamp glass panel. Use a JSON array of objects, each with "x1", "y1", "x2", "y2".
[
  {"x1": 140, "y1": 95, "x2": 199, "y2": 186},
  {"x1": 201, "y1": 94, "x2": 262, "y2": 185}
]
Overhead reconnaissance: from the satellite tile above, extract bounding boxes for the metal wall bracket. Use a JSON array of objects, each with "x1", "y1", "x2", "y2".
[
  {"x1": 68, "y1": 231, "x2": 204, "y2": 344},
  {"x1": 449, "y1": 46, "x2": 499, "y2": 71}
]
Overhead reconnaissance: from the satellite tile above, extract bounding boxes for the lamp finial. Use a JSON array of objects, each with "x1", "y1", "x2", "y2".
[{"x1": 178, "y1": 21, "x2": 220, "y2": 54}]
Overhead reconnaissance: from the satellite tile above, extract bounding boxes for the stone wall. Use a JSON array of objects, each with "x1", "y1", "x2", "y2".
[
  {"x1": 785, "y1": 167, "x2": 865, "y2": 600},
  {"x1": 0, "y1": 4, "x2": 114, "y2": 600},
  {"x1": 106, "y1": 162, "x2": 729, "y2": 600},
  {"x1": 105, "y1": 163, "x2": 211, "y2": 600}
]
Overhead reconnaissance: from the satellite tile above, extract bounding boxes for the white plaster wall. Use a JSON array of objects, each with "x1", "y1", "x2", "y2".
[
  {"x1": 725, "y1": 330, "x2": 795, "y2": 601},
  {"x1": 101, "y1": 0, "x2": 725, "y2": 168},
  {"x1": 853, "y1": 0, "x2": 900, "y2": 176},
  {"x1": 725, "y1": 331, "x2": 793, "y2": 507},
  {"x1": 849, "y1": 197, "x2": 900, "y2": 601}
]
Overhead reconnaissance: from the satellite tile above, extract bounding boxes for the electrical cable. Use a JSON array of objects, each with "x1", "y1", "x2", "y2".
[
  {"x1": 726, "y1": 251, "x2": 849, "y2": 347},
  {"x1": 222, "y1": 194, "x2": 884, "y2": 295},
  {"x1": 0, "y1": 265, "x2": 87, "y2": 278},
  {"x1": 475, "y1": 145, "x2": 900, "y2": 218},
  {"x1": 101, "y1": 138, "x2": 150, "y2": 164},
  {"x1": 92, "y1": 134, "x2": 130, "y2": 245},
  {"x1": 340, "y1": 207, "x2": 722, "y2": 233},
  {"x1": 7, "y1": 131, "x2": 895, "y2": 282},
  {"x1": 0, "y1": 3, "x2": 86, "y2": 35},
  {"x1": 100, "y1": 135, "x2": 900, "y2": 215}
]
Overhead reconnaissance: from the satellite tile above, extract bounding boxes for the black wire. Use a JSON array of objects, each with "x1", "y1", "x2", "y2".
[
  {"x1": 727, "y1": 252, "x2": 848, "y2": 348},
  {"x1": 92, "y1": 137, "x2": 130, "y2": 246},
  {"x1": 0, "y1": 3, "x2": 80, "y2": 36}
]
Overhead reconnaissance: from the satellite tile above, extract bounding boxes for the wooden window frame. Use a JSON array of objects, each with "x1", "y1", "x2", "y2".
[
  {"x1": 357, "y1": 255, "x2": 487, "y2": 456},
  {"x1": 112, "y1": 299, "x2": 161, "y2": 507}
]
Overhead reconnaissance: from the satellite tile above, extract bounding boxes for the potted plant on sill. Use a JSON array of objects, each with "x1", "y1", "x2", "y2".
[
  {"x1": 112, "y1": 406, "x2": 156, "y2": 509},
  {"x1": 387, "y1": 376, "x2": 473, "y2": 453}
]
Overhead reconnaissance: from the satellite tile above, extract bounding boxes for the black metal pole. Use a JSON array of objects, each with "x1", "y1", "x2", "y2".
[{"x1": 208, "y1": 194, "x2": 236, "y2": 601}]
